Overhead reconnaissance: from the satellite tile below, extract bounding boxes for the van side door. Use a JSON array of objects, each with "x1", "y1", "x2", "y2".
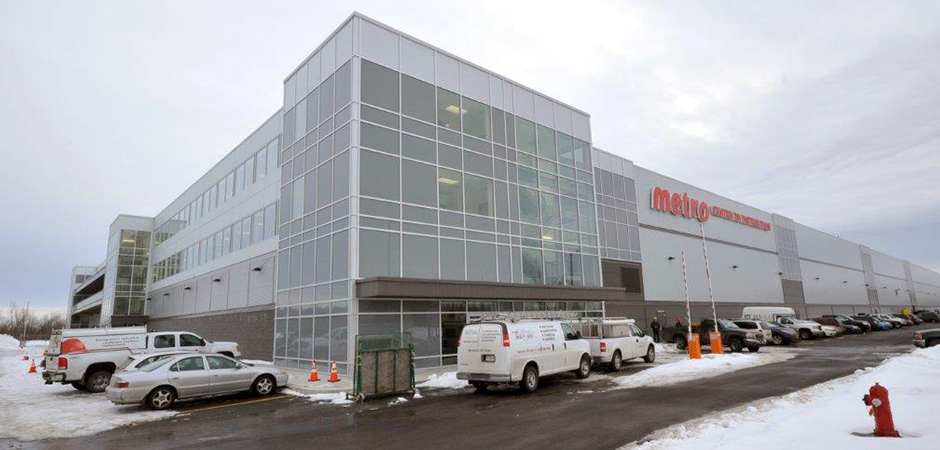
[
  {"x1": 560, "y1": 323, "x2": 582, "y2": 370},
  {"x1": 536, "y1": 323, "x2": 561, "y2": 374},
  {"x1": 629, "y1": 324, "x2": 646, "y2": 358}
]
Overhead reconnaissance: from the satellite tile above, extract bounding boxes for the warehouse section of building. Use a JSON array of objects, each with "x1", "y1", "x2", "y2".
[{"x1": 66, "y1": 13, "x2": 940, "y2": 365}]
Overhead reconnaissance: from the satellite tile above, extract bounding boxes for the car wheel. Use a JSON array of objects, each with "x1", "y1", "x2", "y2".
[
  {"x1": 471, "y1": 381, "x2": 488, "y2": 392},
  {"x1": 252, "y1": 375, "x2": 276, "y2": 396},
  {"x1": 147, "y1": 386, "x2": 176, "y2": 410},
  {"x1": 520, "y1": 364, "x2": 539, "y2": 393},
  {"x1": 643, "y1": 345, "x2": 656, "y2": 363},
  {"x1": 610, "y1": 351, "x2": 623, "y2": 371},
  {"x1": 799, "y1": 329, "x2": 812, "y2": 341},
  {"x1": 575, "y1": 355, "x2": 592, "y2": 379},
  {"x1": 747, "y1": 345, "x2": 760, "y2": 353},
  {"x1": 772, "y1": 335, "x2": 783, "y2": 345},
  {"x1": 85, "y1": 370, "x2": 112, "y2": 393},
  {"x1": 70, "y1": 381, "x2": 86, "y2": 391},
  {"x1": 675, "y1": 335, "x2": 687, "y2": 350},
  {"x1": 729, "y1": 339, "x2": 743, "y2": 353}
]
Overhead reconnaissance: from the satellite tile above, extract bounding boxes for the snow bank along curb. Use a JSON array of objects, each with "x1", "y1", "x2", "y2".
[
  {"x1": 610, "y1": 350, "x2": 796, "y2": 390},
  {"x1": 0, "y1": 336, "x2": 176, "y2": 441},
  {"x1": 622, "y1": 346, "x2": 940, "y2": 450}
]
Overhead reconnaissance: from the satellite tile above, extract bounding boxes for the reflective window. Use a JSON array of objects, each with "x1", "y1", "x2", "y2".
[
  {"x1": 557, "y1": 133, "x2": 575, "y2": 167},
  {"x1": 515, "y1": 118, "x2": 536, "y2": 154},
  {"x1": 519, "y1": 187, "x2": 540, "y2": 224},
  {"x1": 360, "y1": 230, "x2": 401, "y2": 278},
  {"x1": 437, "y1": 88, "x2": 461, "y2": 131},
  {"x1": 440, "y1": 239, "x2": 465, "y2": 280},
  {"x1": 180, "y1": 333, "x2": 204, "y2": 347},
  {"x1": 561, "y1": 197, "x2": 579, "y2": 231},
  {"x1": 402, "y1": 134, "x2": 435, "y2": 164},
  {"x1": 579, "y1": 202, "x2": 596, "y2": 234},
  {"x1": 462, "y1": 97, "x2": 490, "y2": 140},
  {"x1": 543, "y1": 250, "x2": 564, "y2": 285},
  {"x1": 252, "y1": 211, "x2": 264, "y2": 243},
  {"x1": 206, "y1": 356, "x2": 238, "y2": 370},
  {"x1": 403, "y1": 235, "x2": 439, "y2": 279},
  {"x1": 574, "y1": 139, "x2": 591, "y2": 171},
  {"x1": 522, "y1": 248, "x2": 543, "y2": 284},
  {"x1": 263, "y1": 205, "x2": 276, "y2": 239},
  {"x1": 361, "y1": 60, "x2": 399, "y2": 112},
  {"x1": 174, "y1": 357, "x2": 205, "y2": 372},
  {"x1": 402, "y1": 160, "x2": 437, "y2": 207},
  {"x1": 464, "y1": 175, "x2": 494, "y2": 217},
  {"x1": 360, "y1": 150, "x2": 399, "y2": 201},
  {"x1": 401, "y1": 74, "x2": 435, "y2": 123},
  {"x1": 153, "y1": 334, "x2": 175, "y2": 348},
  {"x1": 466, "y1": 243, "x2": 497, "y2": 281},
  {"x1": 564, "y1": 253, "x2": 583, "y2": 286},
  {"x1": 335, "y1": 61, "x2": 352, "y2": 108},
  {"x1": 361, "y1": 122, "x2": 400, "y2": 155},
  {"x1": 537, "y1": 125, "x2": 556, "y2": 160},
  {"x1": 540, "y1": 193, "x2": 561, "y2": 228},
  {"x1": 438, "y1": 168, "x2": 463, "y2": 211}
]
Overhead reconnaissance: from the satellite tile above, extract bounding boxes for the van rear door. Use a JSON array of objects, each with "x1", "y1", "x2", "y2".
[{"x1": 457, "y1": 323, "x2": 508, "y2": 377}]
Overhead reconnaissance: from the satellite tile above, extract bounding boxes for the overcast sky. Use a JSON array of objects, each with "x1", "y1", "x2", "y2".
[{"x1": 2, "y1": 0, "x2": 939, "y2": 312}]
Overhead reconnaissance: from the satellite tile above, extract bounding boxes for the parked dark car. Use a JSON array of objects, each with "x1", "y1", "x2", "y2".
[
  {"x1": 853, "y1": 315, "x2": 891, "y2": 331},
  {"x1": 661, "y1": 318, "x2": 762, "y2": 352},
  {"x1": 823, "y1": 314, "x2": 871, "y2": 332},
  {"x1": 915, "y1": 310, "x2": 940, "y2": 323},
  {"x1": 769, "y1": 324, "x2": 798, "y2": 345},
  {"x1": 813, "y1": 317, "x2": 862, "y2": 334},
  {"x1": 913, "y1": 329, "x2": 940, "y2": 348}
]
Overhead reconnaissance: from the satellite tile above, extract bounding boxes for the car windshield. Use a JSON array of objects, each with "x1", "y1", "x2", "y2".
[
  {"x1": 139, "y1": 357, "x2": 174, "y2": 373},
  {"x1": 718, "y1": 319, "x2": 739, "y2": 329}
]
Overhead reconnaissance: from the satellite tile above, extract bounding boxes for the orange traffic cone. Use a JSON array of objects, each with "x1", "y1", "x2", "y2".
[
  {"x1": 28, "y1": 358, "x2": 37, "y2": 374},
  {"x1": 22, "y1": 355, "x2": 28, "y2": 361},
  {"x1": 308, "y1": 361, "x2": 319, "y2": 382},
  {"x1": 328, "y1": 360, "x2": 340, "y2": 383}
]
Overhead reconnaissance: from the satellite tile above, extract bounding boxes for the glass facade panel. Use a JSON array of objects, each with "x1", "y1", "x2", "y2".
[
  {"x1": 438, "y1": 168, "x2": 462, "y2": 211},
  {"x1": 437, "y1": 88, "x2": 461, "y2": 131},
  {"x1": 464, "y1": 175, "x2": 493, "y2": 217},
  {"x1": 361, "y1": 60, "x2": 399, "y2": 111},
  {"x1": 360, "y1": 150, "x2": 400, "y2": 201},
  {"x1": 462, "y1": 97, "x2": 490, "y2": 140},
  {"x1": 401, "y1": 74, "x2": 435, "y2": 123}
]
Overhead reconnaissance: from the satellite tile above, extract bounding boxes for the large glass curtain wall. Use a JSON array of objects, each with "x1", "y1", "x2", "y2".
[
  {"x1": 274, "y1": 53, "x2": 354, "y2": 373},
  {"x1": 594, "y1": 168, "x2": 642, "y2": 262},
  {"x1": 358, "y1": 299, "x2": 604, "y2": 367},
  {"x1": 111, "y1": 230, "x2": 151, "y2": 316},
  {"x1": 356, "y1": 58, "x2": 601, "y2": 287}
]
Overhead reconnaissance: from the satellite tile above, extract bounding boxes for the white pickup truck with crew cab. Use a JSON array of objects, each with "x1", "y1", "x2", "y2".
[
  {"x1": 42, "y1": 327, "x2": 241, "y2": 393},
  {"x1": 570, "y1": 318, "x2": 655, "y2": 370}
]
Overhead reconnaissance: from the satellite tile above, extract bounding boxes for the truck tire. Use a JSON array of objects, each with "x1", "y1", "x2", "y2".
[
  {"x1": 71, "y1": 382, "x2": 86, "y2": 391},
  {"x1": 147, "y1": 386, "x2": 176, "y2": 410},
  {"x1": 643, "y1": 345, "x2": 656, "y2": 363},
  {"x1": 729, "y1": 338, "x2": 743, "y2": 353},
  {"x1": 799, "y1": 329, "x2": 812, "y2": 340},
  {"x1": 85, "y1": 370, "x2": 112, "y2": 393},
  {"x1": 747, "y1": 344, "x2": 760, "y2": 352},
  {"x1": 675, "y1": 335, "x2": 687, "y2": 350},
  {"x1": 575, "y1": 355, "x2": 592, "y2": 379},
  {"x1": 520, "y1": 364, "x2": 539, "y2": 393},
  {"x1": 610, "y1": 351, "x2": 623, "y2": 371}
]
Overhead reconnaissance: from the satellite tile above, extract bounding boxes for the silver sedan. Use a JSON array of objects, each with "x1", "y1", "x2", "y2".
[{"x1": 106, "y1": 353, "x2": 289, "y2": 410}]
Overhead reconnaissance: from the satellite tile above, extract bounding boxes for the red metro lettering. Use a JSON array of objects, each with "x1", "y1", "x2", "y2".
[
  {"x1": 650, "y1": 186, "x2": 769, "y2": 231},
  {"x1": 651, "y1": 187, "x2": 709, "y2": 223}
]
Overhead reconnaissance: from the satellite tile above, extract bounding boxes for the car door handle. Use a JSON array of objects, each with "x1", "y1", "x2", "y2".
[
  {"x1": 564, "y1": 343, "x2": 567, "y2": 349},
  {"x1": 171, "y1": 376, "x2": 180, "y2": 380}
]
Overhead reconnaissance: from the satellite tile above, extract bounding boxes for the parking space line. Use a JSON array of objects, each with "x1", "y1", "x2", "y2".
[{"x1": 181, "y1": 394, "x2": 290, "y2": 414}]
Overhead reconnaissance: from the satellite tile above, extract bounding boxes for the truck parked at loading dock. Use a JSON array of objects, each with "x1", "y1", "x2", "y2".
[{"x1": 662, "y1": 318, "x2": 761, "y2": 352}]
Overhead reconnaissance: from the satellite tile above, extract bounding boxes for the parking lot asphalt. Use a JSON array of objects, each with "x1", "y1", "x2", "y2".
[{"x1": 5, "y1": 324, "x2": 932, "y2": 450}]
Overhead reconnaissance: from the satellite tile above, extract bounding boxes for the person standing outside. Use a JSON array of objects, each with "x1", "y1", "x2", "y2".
[{"x1": 650, "y1": 317, "x2": 662, "y2": 343}]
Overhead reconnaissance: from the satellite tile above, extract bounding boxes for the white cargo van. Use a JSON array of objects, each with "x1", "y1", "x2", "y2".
[
  {"x1": 456, "y1": 319, "x2": 592, "y2": 393},
  {"x1": 42, "y1": 327, "x2": 241, "y2": 392}
]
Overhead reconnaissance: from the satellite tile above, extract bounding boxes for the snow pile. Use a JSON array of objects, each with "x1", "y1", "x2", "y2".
[
  {"x1": 624, "y1": 346, "x2": 940, "y2": 450},
  {"x1": 284, "y1": 390, "x2": 353, "y2": 405},
  {"x1": 416, "y1": 372, "x2": 469, "y2": 390},
  {"x1": 387, "y1": 396, "x2": 409, "y2": 406},
  {"x1": 0, "y1": 345, "x2": 175, "y2": 441},
  {"x1": 24, "y1": 340, "x2": 49, "y2": 348},
  {"x1": 0, "y1": 334, "x2": 20, "y2": 350},
  {"x1": 611, "y1": 351, "x2": 795, "y2": 390}
]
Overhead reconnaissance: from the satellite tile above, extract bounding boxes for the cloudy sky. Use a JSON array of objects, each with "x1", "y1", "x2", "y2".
[{"x1": 2, "y1": 0, "x2": 939, "y2": 312}]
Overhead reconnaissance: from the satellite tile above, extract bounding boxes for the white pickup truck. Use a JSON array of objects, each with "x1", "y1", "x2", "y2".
[
  {"x1": 570, "y1": 318, "x2": 656, "y2": 371},
  {"x1": 42, "y1": 327, "x2": 241, "y2": 393}
]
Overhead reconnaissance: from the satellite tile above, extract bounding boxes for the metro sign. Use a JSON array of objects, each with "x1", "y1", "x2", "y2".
[{"x1": 651, "y1": 186, "x2": 771, "y2": 231}]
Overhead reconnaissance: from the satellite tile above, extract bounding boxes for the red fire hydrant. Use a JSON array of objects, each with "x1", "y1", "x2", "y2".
[{"x1": 862, "y1": 383, "x2": 900, "y2": 437}]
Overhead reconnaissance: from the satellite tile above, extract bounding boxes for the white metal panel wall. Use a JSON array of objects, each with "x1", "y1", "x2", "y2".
[
  {"x1": 793, "y1": 223, "x2": 862, "y2": 270},
  {"x1": 868, "y1": 249, "x2": 906, "y2": 279},
  {"x1": 873, "y1": 274, "x2": 911, "y2": 306},
  {"x1": 640, "y1": 228, "x2": 784, "y2": 304},
  {"x1": 635, "y1": 167, "x2": 776, "y2": 252},
  {"x1": 910, "y1": 263, "x2": 940, "y2": 306},
  {"x1": 800, "y1": 260, "x2": 868, "y2": 305}
]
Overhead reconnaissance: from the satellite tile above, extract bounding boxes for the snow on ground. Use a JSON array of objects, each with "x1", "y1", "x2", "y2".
[
  {"x1": 0, "y1": 335, "x2": 176, "y2": 442},
  {"x1": 0, "y1": 334, "x2": 20, "y2": 349},
  {"x1": 283, "y1": 389, "x2": 353, "y2": 405},
  {"x1": 623, "y1": 346, "x2": 940, "y2": 450},
  {"x1": 416, "y1": 371, "x2": 470, "y2": 390},
  {"x1": 610, "y1": 349, "x2": 796, "y2": 390}
]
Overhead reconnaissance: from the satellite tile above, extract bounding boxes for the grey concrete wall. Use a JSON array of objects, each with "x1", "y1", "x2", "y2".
[{"x1": 148, "y1": 305, "x2": 274, "y2": 360}]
